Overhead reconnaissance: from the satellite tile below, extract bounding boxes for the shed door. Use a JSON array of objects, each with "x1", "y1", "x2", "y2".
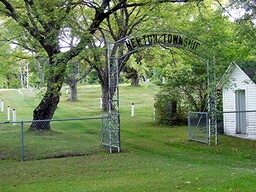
[{"x1": 235, "y1": 90, "x2": 246, "y2": 134}]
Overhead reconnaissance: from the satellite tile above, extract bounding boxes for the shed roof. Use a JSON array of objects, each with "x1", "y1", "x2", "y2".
[
  {"x1": 240, "y1": 67, "x2": 256, "y2": 84},
  {"x1": 217, "y1": 61, "x2": 256, "y2": 89}
]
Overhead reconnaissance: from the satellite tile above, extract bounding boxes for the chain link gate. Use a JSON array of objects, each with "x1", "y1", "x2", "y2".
[
  {"x1": 188, "y1": 59, "x2": 218, "y2": 145},
  {"x1": 188, "y1": 112, "x2": 209, "y2": 144}
]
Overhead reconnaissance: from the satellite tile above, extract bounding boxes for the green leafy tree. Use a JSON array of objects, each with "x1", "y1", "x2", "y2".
[
  {"x1": 152, "y1": 0, "x2": 256, "y2": 123},
  {"x1": 124, "y1": 52, "x2": 150, "y2": 86},
  {"x1": 0, "y1": 1, "x2": 140, "y2": 129},
  {"x1": 0, "y1": 39, "x2": 23, "y2": 88},
  {"x1": 88, "y1": 1, "x2": 202, "y2": 111},
  {"x1": 0, "y1": 0, "x2": 200, "y2": 127},
  {"x1": 65, "y1": 57, "x2": 92, "y2": 101}
]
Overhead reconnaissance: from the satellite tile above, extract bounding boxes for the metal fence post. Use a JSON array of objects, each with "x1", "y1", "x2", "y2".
[
  {"x1": 101, "y1": 114, "x2": 106, "y2": 144},
  {"x1": 206, "y1": 112, "x2": 209, "y2": 144},
  {"x1": 208, "y1": 112, "x2": 211, "y2": 146},
  {"x1": 118, "y1": 113, "x2": 121, "y2": 153},
  {"x1": 188, "y1": 112, "x2": 191, "y2": 140},
  {"x1": 21, "y1": 121, "x2": 25, "y2": 161}
]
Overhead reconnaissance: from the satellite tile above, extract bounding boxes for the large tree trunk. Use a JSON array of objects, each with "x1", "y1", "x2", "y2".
[
  {"x1": 131, "y1": 75, "x2": 139, "y2": 86},
  {"x1": 67, "y1": 80, "x2": 78, "y2": 102},
  {"x1": 30, "y1": 60, "x2": 65, "y2": 130},
  {"x1": 101, "y1": 81, "x2": 109, "y2": 112},
  {"x1": 65, "y1": 62, "x2": 92, "y2": 102},
  {"x1": 100, "y1": 70, "x2": 121, "y2": 112},
  {"x1": 70, "y1": 82, "x2": 78, "y2": 101},
  {"x1": 29, "y1": 89, "x2": 61, "y2": 130},
  {"x1": 99, "y1": 57, "x2": 130, "y2": 112},
  {"x1": 131, "y1": 69, "x2": 140, "y2": 86}
]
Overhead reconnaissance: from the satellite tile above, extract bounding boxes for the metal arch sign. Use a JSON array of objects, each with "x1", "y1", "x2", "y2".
[
  {"x1": 106, "y1": 31, "x2": 205, "y2": 153},
  {"x1": 124, "y1": 32, "x2": 201, "y2": 53}
]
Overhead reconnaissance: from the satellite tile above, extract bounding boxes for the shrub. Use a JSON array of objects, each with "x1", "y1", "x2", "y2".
[{"x1": 154, "y1": 87, "x2": 187, "y2": 125}]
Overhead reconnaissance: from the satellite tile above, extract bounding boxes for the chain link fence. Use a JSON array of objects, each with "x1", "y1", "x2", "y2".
[
  {"x1": 188, "y1": 112, "x2": 209, "y2": 144},
  {"x1": 0, "y1": 116, "x2": 108, "y2": 161}
]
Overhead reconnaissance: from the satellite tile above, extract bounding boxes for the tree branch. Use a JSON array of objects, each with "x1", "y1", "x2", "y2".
[{"x1": 0, "y1": 0, "x2": 19, "y2": 20}]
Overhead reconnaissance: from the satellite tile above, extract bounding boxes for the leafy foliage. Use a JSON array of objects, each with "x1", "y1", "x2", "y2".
[{"x1": 154, "y1": 86, "x2": 187, "y2": 125}]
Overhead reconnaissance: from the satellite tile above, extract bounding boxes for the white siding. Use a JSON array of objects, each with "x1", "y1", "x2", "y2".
[
  {"x1": 223, "y1": 88, "x2": 235, "y2": 135},
  {"x1": 222, "y1": 65, "x2": 256, "y2": 139},
  {"x1": 247, "y1": 86, "x2": 256, "y2": 138}
]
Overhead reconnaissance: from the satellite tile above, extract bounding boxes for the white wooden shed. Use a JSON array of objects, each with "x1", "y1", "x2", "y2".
[{"x1": 218, "y1": 61, "x2": 256, "y2": 140}]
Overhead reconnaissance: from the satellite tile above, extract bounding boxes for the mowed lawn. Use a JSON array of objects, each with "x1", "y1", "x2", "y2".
[{"x1": 0, "y1": 84, "x2": 255, "y2": 192}]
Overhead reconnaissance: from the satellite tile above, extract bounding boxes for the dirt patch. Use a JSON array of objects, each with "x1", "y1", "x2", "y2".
[{"x1": 47, "y1": 152, "x2": 86, "y2": 159}]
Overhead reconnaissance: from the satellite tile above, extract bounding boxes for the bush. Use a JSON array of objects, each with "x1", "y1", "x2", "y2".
[{"x1": 154, "y1": 87, "x2": 187, "y2": 125}]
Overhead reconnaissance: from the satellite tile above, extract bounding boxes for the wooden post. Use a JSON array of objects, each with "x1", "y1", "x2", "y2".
[
  {"x1": 13, "y1": 109, "x2": 16, "y2": 126},
  {"x1": 1, "y1": 100, "x2": 3, "y2": 112},
  {"x1": 131, "y1": 103, "x2": 134, "y2": 117},
  {"x1": 7, "y1": 106, "x2": 10, "y2": 121}
]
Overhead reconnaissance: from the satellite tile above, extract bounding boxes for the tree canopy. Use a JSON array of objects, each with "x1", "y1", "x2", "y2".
[
  {"x1": 0, "y1": 0, "x2": 203, "y2": 129},
  {"x1": 0, "y1": 0, "x2": 255, "y2": 128}
]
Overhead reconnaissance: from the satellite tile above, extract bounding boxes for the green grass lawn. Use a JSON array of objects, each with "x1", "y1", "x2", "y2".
[{"x1": 0, "y1": 84, "x2": 255, "y2": 191}]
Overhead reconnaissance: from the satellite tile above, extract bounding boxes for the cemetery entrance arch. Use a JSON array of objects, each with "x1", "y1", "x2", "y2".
[{"x1": 101, "y1": 31, "x2": 216, "y2": 153}]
